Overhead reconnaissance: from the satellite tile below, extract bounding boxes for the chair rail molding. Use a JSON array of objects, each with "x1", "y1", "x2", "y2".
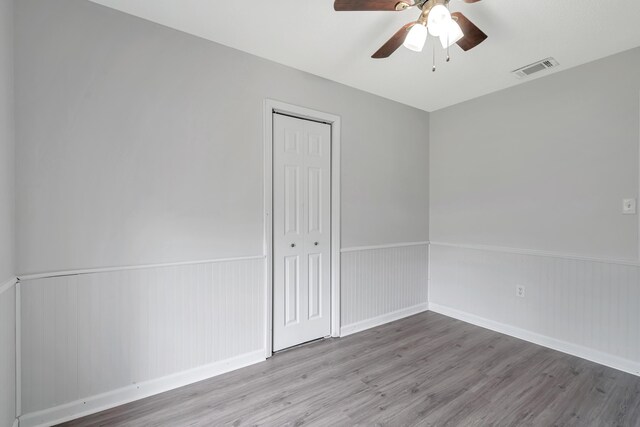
[
  {"x1": 0, "y1": 276, "x2": 17, "y2": 295},
  {"x1": 17, "y1": 255, "x2": 265, "y2": 282},
  {"x1": 341, "y1": 241, "x2": 429, "y2": 253},
  {"x1": 429, "y1": 241, "x2": 640, "y2": 267}
]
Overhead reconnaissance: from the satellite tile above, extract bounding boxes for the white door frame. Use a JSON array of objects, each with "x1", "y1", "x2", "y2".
[{"x1": 263, "y1": 99, "x2": 341, "y2": 357}]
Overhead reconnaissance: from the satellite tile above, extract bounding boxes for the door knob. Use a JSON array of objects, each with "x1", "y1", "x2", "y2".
[{"x1": 291, "y1": 243, "x2": 296, "y2": 248}]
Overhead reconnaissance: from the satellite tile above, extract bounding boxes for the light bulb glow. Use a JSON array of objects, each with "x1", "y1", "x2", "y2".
[
  {"x1": 427, "y1": 4, "x2": 451, "y2": 37},
  {"x1": 439, "y1": 19, "x2": 463, "y2": 48},
  {"x1": 403, "y1": 24, "x2": 428, "y2": 52}
]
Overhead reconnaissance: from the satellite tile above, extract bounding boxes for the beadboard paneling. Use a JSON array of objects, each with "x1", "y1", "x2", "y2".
[
  {"x1": 0, "y1": 281, "x2": 16, "y2": 427},
  {"x1": 340, "y1": 244, "x2": 428, "y2": 333},
  {"x1": 20, "y1": 257, "x2": 265, "y2": 416},
  {"x1": 429, "y1": 243, "x2": 640, "y2": 373}
]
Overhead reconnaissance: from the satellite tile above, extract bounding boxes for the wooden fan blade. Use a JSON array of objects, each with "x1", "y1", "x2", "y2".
[
  {"x1": 452, "y1": 12, "x2": 487, "y2": 51},
  {"x1": 461, "y1": 0, "x2": 482, "y2": 3},
  {"x1": 334, "y1": 0, "x2": 412, "y2": 11},
  {"x1": 372, "y1": 22, "x2": 414, "y2": 58}
]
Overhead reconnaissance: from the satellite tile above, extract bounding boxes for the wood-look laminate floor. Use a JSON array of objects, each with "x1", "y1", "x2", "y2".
[{"x1": 60, "y1": 312, "x2": 640, "y2": 427}]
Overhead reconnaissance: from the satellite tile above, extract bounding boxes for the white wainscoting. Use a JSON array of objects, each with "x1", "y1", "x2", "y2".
[
  {"x1": 0, "y1": 278, "x2": 17, "y2": 427},
  {"x1": 19, "y1": 257, "x2": 265, "y2": 427},
  {"x1": 340, "y1": 243, "x2": 429, "y2": 336},
  {"x1": 429, "y1": 243, "x2": 640, "y2": 376}
]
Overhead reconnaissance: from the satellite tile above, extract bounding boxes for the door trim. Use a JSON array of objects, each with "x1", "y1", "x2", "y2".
[{"x1": 263, "y1": 99, "x2": 341, "y2": 358}]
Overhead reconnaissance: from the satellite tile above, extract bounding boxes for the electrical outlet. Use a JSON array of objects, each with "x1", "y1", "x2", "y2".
[
  {"x1": 623, "y1": 198, "x2": 637, "y2": 215},
  {"x1": 516, "y1": 285, "x2": 525, "y2": 298}
]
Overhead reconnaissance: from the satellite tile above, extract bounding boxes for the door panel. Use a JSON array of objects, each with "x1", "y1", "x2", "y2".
[
  {"x1": 273, "y1": 114, "x2": 331, "y2": 351},
  {"x1": 284, "y1": 165, "x2": 300, "y2": 236},
  {"x1": 307, "y1": 167, "x2": 322, "y2": 234},
  {"x1": 284, "y1": 255, "x2": 299, "y2": 325},
  {"x1": 308, "y1": 253, "x2": 322, "y2": 319}
]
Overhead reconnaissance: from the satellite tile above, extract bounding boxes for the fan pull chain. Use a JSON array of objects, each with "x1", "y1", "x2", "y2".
[
  {"x1": 432, "y1": 42, "x2": 436, "y2": 72},
  {"x1": 446, "y1": 2, "x2": 451, "y2": 62}
]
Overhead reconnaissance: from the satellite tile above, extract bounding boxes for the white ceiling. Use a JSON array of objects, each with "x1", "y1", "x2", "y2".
[{"x1": 89, "y1": 0, "x2": 640, "y2": 112}]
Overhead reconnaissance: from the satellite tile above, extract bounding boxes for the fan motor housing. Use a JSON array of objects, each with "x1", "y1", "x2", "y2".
[
  {"x1": 420, "y1": 0, "x2": 448, "y2": 10},
  {"x1": 395, "y1": 0, "x2": 447, "y2": 12}
]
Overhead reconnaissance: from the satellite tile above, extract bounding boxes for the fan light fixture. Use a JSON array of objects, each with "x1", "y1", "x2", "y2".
[
  {"x1": 427, "y1": 4, "x2": 451, "y2": 37},
  {"x1": 334, "y1": 0, "x2": 488, "y2": 60},
  {"x1": 403, "y1": 23, "x2": 428, "y2": 52},
  {"x1": 439, "y1": 19, "x2": 464, "y2": 48}
]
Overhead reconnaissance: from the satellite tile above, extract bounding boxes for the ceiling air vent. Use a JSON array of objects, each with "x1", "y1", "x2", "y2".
[{"x1": 512, "y1": 57, "x2": 559, "y2": 79}]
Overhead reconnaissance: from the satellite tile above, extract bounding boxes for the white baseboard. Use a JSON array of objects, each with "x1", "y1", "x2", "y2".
[
  {"x1": 18, "y1": 350, "x2": 266, "y2": 427},
  {"x1": 340, "y1": 303, "x2": 429, "y2": 337},
  {"x1": 428, "y1": 303, "x2": 640, "y2": 377}
]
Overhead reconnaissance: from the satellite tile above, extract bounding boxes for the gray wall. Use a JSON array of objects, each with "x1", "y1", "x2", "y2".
[
  {"x1": 15, "y1": 0, "x2": 429, "y2": 275},
  {"x1": 0, "y1": 0, "x2": 14, "y2": 282},
  {"x1": 0, "y1": 0, "x2": 16, "y2": 426},
  {"x1": 430, "y1": 48, "x2": 640, "y2": 261}
]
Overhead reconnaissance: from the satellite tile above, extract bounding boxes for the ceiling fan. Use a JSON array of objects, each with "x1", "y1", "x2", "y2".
[{"x1": 334, "y1": 0, "x2": 487, "y2": 59}]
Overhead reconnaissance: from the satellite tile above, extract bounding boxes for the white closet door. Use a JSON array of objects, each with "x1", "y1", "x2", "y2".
[{"x1": 273, "y1": 113, "x2": 331, "y2": 352}]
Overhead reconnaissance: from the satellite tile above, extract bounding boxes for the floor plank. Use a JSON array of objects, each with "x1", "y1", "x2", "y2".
[{"x1": 59, "y1": 312, "x2": 640, "y2": 426}]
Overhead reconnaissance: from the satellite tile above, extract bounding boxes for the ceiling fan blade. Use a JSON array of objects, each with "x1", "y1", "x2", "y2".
[
  {"x1": 452, "y1": 12, "x2": 487, "y2": 51},
  {"x1": 372, "y1": 22, "x2": 414, "y2": 58},
  {"x1": 461, "y1": 0, "x2": 482, "y2": 3},
  {"x1": 334, "y1": 0, "x2": 413, "y2": 11}
]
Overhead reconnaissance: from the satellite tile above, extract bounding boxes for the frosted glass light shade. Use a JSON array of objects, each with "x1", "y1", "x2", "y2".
[
  {"x1": 439, "y1": 19, "x2": 464, "y2": 48},
  {"x1": 403, "y1": 24, "x2": 428, "y2": 52},
  {"x1": 427, "y1": 4, "x2": 451, "y2": 37}
]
